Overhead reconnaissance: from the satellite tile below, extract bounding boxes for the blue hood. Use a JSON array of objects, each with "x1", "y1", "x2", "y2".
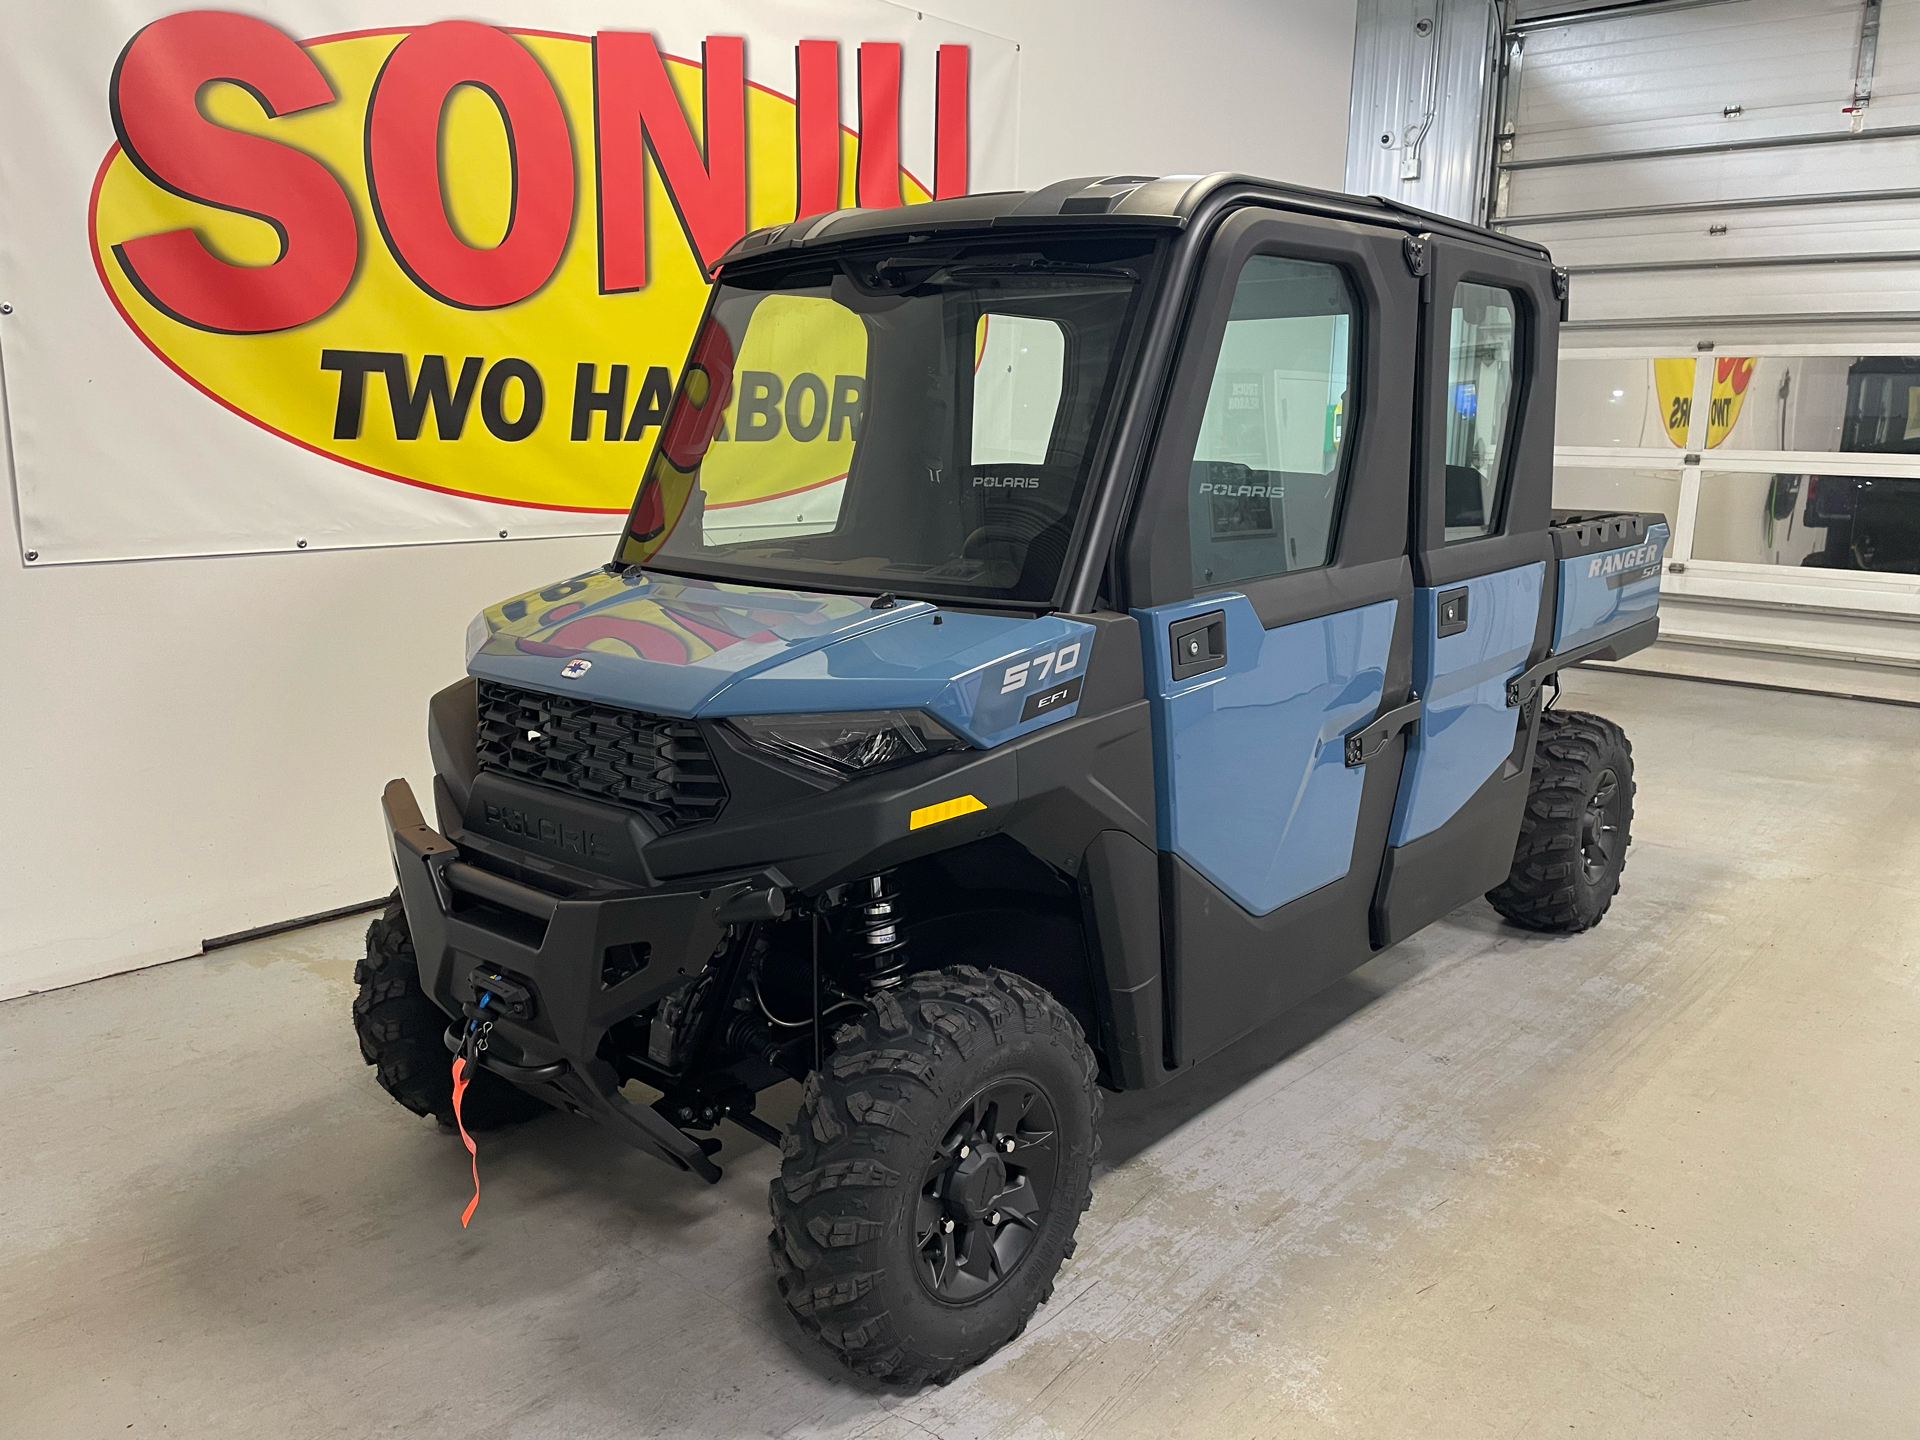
[{"x1": 468, "y1": 569, "x2": 1100, "y2": 748}]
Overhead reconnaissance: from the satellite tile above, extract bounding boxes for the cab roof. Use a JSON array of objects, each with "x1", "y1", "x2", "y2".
[{"x1": 716, "y1": 171, "x2": 1551, "y2": 271}]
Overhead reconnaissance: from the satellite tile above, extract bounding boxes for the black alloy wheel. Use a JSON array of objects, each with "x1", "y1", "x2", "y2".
[
  {"x1": 768, "y1": 966, "x2": 1100, "y2": 1386},
  {"x1": 1580, "y1": 767, "x2": 1622, "y2": 885},
  {"x1": 915, "y1": 1079, "x2": 1059, "y2": 1302}
]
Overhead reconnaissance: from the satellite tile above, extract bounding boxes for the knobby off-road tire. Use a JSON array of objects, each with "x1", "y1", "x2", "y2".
[
  {"x1": 768, "y1": 966, "x2": 1102, "y2": 1386},
  {"x1": 1487, "y1": 708, "x2": 1635, "y2": 933},
  {"x1": 352, "y1": 898, "x2": 548, "y2": 1130}
]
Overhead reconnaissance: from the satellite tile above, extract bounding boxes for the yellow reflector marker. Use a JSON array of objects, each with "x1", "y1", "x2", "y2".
[{"x1": 909, "y1": 795, "x2": 987, "y2": 831}]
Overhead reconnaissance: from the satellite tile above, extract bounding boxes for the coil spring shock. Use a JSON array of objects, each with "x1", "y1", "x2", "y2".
[{"x1": 850, "y1": 871, "x2": 908, "y2": 991}]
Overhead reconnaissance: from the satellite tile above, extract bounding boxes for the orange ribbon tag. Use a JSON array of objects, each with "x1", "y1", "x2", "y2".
[{"x1": 451, "y1": 1054, "x2": 481, "y2": 1228}]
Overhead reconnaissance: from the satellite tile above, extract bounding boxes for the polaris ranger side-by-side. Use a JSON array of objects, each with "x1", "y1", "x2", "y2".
[{"x1": 355, "y1": 173, "x2": 1667, "y2": 1384}]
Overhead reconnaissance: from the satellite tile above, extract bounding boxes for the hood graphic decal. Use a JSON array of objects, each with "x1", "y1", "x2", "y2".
[
  {"x1": 469, "y1": 568, "x2": 1096, "y2": 745},
  {"x1": 479, "y1": 570, "x2": 877, "y2": 673}
]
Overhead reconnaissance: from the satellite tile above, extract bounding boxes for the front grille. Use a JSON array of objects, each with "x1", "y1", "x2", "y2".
[{"x1": 476, "y1": 681, "x2": 727, "y2": 831}]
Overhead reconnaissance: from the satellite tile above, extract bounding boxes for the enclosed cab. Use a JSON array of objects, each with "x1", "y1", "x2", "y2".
[{"x1": 355, "y1": 173, "x2": 1665, "y2": 1385}]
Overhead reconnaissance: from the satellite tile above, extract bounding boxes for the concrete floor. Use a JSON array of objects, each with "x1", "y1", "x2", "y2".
[{"x1": 3, "y1": 669, "x2": 1916, "y2": 1439}]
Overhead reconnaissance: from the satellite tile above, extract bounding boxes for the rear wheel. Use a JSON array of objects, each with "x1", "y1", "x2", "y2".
[
  {"x1": 1486, "y1": 709, "x2": 1635, "y2": 933},
  {"x1": 768, "y1": 966, "x2": 1101, "y2": 1386},
  {"x1": 351, "y1": 898, "x2": 548, "y2": 1130}
]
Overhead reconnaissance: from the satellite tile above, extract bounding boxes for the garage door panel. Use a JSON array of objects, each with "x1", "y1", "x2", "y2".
[
  {"x1": 1497, "y1": 0, "x2": 1920, "y2": 684},
  {"x1": 1504, "y1": 137, "x2": 1920, "y2": 221},
  {"x1": 1510, "y1": 0, "x2": 1873, "y2": 162},
  {"x1": 1570, "y1": 264, "x2": 1920, "y2": 325},
  {"x1": 1552, "y1": 464, "x2": 1684, "y2": 520},
  {"x1": 1540, "y1": 208, "x2": 1920, "y2": 271}
]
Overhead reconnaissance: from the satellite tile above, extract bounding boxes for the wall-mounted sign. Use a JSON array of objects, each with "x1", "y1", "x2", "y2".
[
  {"x1": 1705, "y1": 355, "x2": 1756, "y2": 449},
  {"x1": 1653, "y1": 354, "x2": 1755, "y2": 450},
  {"x1": 1654, "y1": 357, "x2": 1695, "y2": 448},
  {"x1": 0, "y1": 1, "x2": 1016, "y2": 563}
]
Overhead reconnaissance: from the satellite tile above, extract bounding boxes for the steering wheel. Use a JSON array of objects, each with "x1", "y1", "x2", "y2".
[{"x1": 960, "y1": 523, "x2": 1040, "y2": 558}]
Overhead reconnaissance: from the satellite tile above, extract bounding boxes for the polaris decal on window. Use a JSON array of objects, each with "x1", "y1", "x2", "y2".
[
  {"x1": 974, "y1": 474, "x2": 1043, "y2": 488},
  {"x1": 1196, "y1": 481, "x2": 1285, "y2": 498}
]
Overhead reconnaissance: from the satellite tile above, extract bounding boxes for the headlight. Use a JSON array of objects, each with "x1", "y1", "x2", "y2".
[
  {"x1": 731, "y1": 710, "x2": 966, "y2": 780},
  {"x1": 464, "y1": 611, "x2": 491, "y2": 666}
]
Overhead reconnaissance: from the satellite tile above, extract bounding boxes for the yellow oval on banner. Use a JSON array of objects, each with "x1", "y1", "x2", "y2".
[
  {"x1": 1653, "y1": 357, "x2": 1695, "y2": 448},
  {"x1": 700, "y1": 294, "x2": 867, "y2": 537},
  {"x1": 89, "y1": 28, "x2": 932, "y2": 513}
]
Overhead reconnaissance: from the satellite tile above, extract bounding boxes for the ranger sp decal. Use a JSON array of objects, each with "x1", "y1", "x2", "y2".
[{"x1": 1588, "y1": 540, "x2": 1663, "y2": 589}]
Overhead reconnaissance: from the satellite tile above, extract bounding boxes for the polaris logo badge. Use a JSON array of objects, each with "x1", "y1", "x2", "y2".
[
  {"x1": 560, "y1": 657, "x2": 593, "y2": 678},
  {"x1": 483, "y1": 802, "x2": 615, "y2": 861},
  {"x1": 975, "y1": 474, "x2": 1041, "y2": 489}
]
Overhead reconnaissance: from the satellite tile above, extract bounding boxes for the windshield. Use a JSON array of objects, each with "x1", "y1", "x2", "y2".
[{"x1": 615, "y1": 234, "x2": 1160, "y2": 605}]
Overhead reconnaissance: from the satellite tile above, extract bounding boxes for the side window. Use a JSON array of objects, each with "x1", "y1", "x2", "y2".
[
  {"x1": 1187, "y1": 256, "x2": 1356, "y2": 589},
  {"x1": 1445, "y1": 282, "x2": 1520, "y2": 541}
]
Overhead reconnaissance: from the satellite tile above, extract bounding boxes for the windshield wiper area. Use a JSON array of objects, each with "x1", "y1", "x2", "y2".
[{"x1": 875, "y1": 256, "x2": 1139, "y2": 285}]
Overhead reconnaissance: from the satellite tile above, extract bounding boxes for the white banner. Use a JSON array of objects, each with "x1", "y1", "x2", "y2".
[{"x1": 0, "y1": 0, "x2": 1018, "y2": 564}]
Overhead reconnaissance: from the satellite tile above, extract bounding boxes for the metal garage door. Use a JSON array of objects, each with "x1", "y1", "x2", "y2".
[{"x1": 1494, "y1": 0, "x2": 1920, "y2": 700}]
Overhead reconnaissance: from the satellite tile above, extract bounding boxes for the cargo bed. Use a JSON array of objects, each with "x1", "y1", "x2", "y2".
[
  {"x1": 1550, "y1": 509, "x2": 1668, "y2": 656},
  {"x1": 1497, "y1": 511, "x2": 1668, "y2": 710}
]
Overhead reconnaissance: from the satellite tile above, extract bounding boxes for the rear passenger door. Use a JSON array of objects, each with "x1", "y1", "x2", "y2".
[
  {"x1": 1374, "y1": 237, "x2": 1562, "y2": 944},
  {"x1": 1123, "y1": 206, "x2": 1419, "y2": 1069}
]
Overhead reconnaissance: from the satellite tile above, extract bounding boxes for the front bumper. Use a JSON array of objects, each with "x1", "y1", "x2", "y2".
[{"x1": 383, "y1": 777, "x2": 779, "y2": 1181}]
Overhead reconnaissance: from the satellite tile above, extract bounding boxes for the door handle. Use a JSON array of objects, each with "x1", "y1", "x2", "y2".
[
  {"x1": 1344, "y1": 694, "x2": 1421, "y2": 767},
  {"x1": 1436, "y1": 587, "x2": 1469, "y2": 637},
  {"x1": 1168, "y1": 611, "x2": 1227, "y2": 681}
]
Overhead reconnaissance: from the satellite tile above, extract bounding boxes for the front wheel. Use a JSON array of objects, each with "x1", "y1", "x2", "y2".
[
  {"x1": 768, "y1": 966, "x2": 1101, "y2": 1386},
  {"x1": 1486, "y1": 708, "x2": 1635, "y2": 933},
  {"x1": 352, "y1": 898, "x2": 549, "y2": 1130}
]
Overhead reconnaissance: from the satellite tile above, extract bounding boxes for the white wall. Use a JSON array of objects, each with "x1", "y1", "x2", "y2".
[
  {"x1": 0, "y1": 0, "x2": 1357, "y2": 999},
  {"x1": 934, "y1": 0, "x2": 1357, "y2": 191}
]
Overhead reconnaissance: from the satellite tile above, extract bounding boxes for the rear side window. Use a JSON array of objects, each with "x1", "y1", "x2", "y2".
[
  {"x1": 1445, "y1": 282, "x2": 1520, "y2": 541},
  {"x1": 1185, "y1": 256, "x2": 1356, "y2": 589}
]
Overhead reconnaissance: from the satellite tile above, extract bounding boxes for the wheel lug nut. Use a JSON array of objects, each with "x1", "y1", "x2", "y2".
[
  {"x1": 989, "y1": 1211, "x2": 1001, "y2": 1225},
  {"x1": 941, "y1": 1218, "x2": 955, "y2": 1233},
  {"x1": 1001, "y1": 1137, "x2": 1016, "y2": 1152},
  {"x1": 958, "y1": 1144, "x2": 970, "y2": 1158}
]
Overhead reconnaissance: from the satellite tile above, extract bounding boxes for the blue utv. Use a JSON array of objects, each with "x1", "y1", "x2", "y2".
[{"x1": 355, "y1": 172, "x2": 1668, "y2": 1385}]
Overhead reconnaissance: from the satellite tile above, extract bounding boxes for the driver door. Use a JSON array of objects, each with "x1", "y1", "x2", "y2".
[{"x1": 1123, "y1": 206, "x2": 1419, "y2": 1070}]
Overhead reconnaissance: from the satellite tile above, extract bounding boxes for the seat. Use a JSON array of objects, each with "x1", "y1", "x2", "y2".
[{"x1": 1445, "y1": 464, "x2": 1486, "y2": 529}]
